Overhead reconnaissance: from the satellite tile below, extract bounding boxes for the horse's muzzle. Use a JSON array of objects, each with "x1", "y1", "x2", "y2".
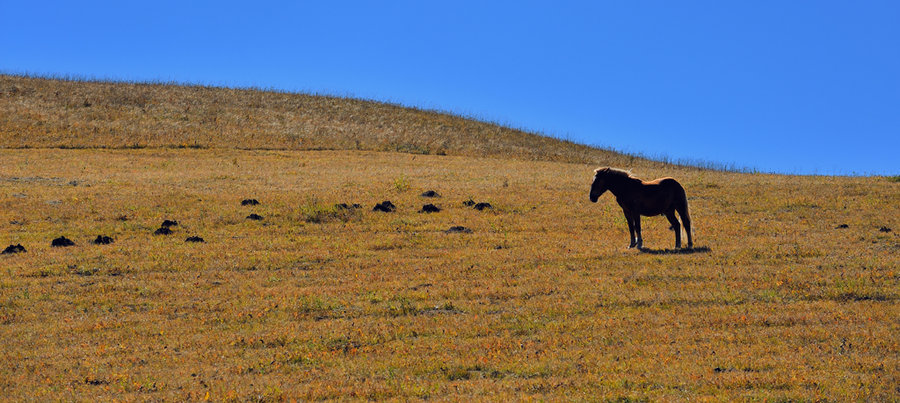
[{"x1": 589, "y1": 195, "x2": 598, "y2": 203}]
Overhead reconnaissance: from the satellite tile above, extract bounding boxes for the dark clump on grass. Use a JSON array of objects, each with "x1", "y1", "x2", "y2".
[
  {"x1": 2, "y1": 244, "x2": 26, "y2": 254},
  {"x1": 446, "y1": 226, "x2": 473, "y2": 234},
  {"x1": 241, "y1": 198, "x2": 260, "y2": 206},
  {"x1": 92, "y1": 235, "x2": 114, "y2": 245},
  {"x1": 473, "y1": 202, "x2": 492, "y2": 210},
  {"x1": 373, "y1": 201, "x2": 396, "y2": 212},
  {"x1": 830, "y1": 291, "x2": 894, "y2": 302},
  {"x1": 83, "y1": 377, "x2": 109, "y2": 386},
  {"x1": 161, "y1": 219, "x2": 178, "y2": 228},
  {"x1": 836, "y1": 224, "x2": 849, "y2": 229},
  {"x1": 73, "y1": 266, "x2": 99, "y2": 276},
  {"x1": 462, "y1": 199, "x2": 475, "y2": 206},
  {"x1": 51, "y1": 236, "x2": 75, "y2": 247},
  {"x1": 335, "y1": 203, "x2": 361, "y2": 210},
  {"x1": 154, "y1": 227, "x2": 172, "y2": 235},
  {"x1": 421, "y1": 204, "x2": 441, "y2": 213},
  {"x1": 246, "y1": 213, "x2": 264, "y2": 220},
  {"x1": 185, "y1": 236, "x2": 205, "y2": 243},
  {"x1": 879, "y1": 226, "x2": 892, "y2": 233},
  {"x1": 420, "y1": 190, "x2": 440, "y2": 197}
]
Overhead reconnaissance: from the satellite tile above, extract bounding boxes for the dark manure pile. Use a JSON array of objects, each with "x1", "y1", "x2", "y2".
[
  {"x1": 373, "y1": 201, "x2": 396, "y2": 212},
  {"x1": 2, "y1": 244, "x2": 26, "y2": 254},
  {"x1": 51, "y1": 236, "x2": 75, "y2": 247},
  {"x1": 421, "y1": 204, "x2": 441, "y2": 213},
  {"x1": 92, "y1": 235, "x2": 114, "y2": 245}
]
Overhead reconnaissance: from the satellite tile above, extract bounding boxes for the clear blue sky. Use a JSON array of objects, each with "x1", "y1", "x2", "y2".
[{"x1": 2, "y1": 1, "x2": 898, "y2": 175}]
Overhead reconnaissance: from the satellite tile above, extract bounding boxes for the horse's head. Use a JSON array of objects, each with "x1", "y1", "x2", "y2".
[{"x1": 589, "y1": 168, "x2": 609, "y2": 202}]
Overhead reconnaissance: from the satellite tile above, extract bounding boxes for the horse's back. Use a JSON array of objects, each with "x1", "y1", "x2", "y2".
[
  {"x1": 643, "y1": 177, "x2": 686, "y2": 206},
  {"x1": 644, "y1": 177, "x2": 682, "y2": 189}
]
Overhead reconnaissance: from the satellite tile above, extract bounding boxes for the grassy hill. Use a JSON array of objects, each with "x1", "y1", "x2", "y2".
[
  {"x1": 1, "y1": 74, "x2": 655, "y2": 167},
  {"x1": 0, "y1": 75, "x2": 897, "y2": 401}
]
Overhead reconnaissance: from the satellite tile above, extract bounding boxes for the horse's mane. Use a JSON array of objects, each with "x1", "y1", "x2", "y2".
[{"x1": 595, "y1": 167, "x2": 634, "y2": 178}]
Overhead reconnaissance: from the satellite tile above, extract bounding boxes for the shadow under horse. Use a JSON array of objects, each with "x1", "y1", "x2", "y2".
[
  {"x1": 589, "y1": 167, "x2": 693, "y2": 250},
  {"x1": 639, "y1": 246, "x2": 711, "y2": 255}
]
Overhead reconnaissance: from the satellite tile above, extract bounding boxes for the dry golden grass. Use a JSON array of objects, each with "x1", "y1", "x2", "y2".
[
  {"x1": 1, "y1": 76, "x2": 898, "y2": 400},
  {"x1": 1, "y1": 75, "x2": 649, "y2": 167},
  {"x1": 1, "y1": 149, "x2": 897, "y2": 401}
]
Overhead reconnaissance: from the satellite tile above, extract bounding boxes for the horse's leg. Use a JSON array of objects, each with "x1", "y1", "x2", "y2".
[
  {"x1": 633, "y1": 214, "x2": 643, "y2": 249},
  {"x1": 623, "y1": 208, "x2": 636, "y2": 248},
  {"x1": 676, "y1": 203, "x2": 692, "y2": 249},
  {"x1": 665, "y1": 210, "x2": 681, "y2": 248}
]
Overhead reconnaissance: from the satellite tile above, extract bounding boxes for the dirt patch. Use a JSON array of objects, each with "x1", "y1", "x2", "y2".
[
  {"x1": 246, "y1": 213, "x2": 264, "y2": 220},
  {"x1": 161, "y1": 219, "x2": 178, "y2": 228},
  {"x1": 446, "y1": 226, "x2": 473, "y2": 234},
  {"x1": 154, "y1": 227, "x2": 172, "y2": 235},
  {"x1": 474, "y1": 202, "x2": 492, "y2": 210},
  {"x1": 185, "y1": 236, "x2": 205, "y2": 243},
  {"x1": 373, "y1": 201, "x2": 396, "y2": 212},
  {"x1": 92, "y1": 235, "x2": 114, "y2": 245},
  {"x1": 2, "y1": 244, "x2": 26, "y2": 254},
  {"x1": 51, "y1": 236, "x2": 75, "y2": 247},
  {"x1": 241, "y1": 199, "x2": 260, "y2": 206},
  {"x1": 420, "y1": 190, "x2": 440, "y2": 197},
  {"x1": 421, "y1": 204, "x2": 441, "y2": 213}
]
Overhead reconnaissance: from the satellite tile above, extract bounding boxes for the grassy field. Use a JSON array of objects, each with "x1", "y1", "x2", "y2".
[{"x1": 1, "y1": 76, "x2": 899, "y2": 401}]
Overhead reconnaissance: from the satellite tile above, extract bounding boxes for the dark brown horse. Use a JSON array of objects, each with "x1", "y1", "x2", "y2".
[{"x1": 590, "y1": 167, "x2": 692, "y2": 249}]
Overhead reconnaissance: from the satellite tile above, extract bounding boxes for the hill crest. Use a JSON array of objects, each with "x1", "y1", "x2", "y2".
[{"x1": 0, "y1": 74, "x2": 658, "y2": 167}]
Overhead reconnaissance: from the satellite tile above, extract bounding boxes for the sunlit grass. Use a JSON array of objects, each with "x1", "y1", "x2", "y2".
[
  {"x1": 1, "y1": 75, "x2": 897, "y2": 400},
  {"x1": 1, "y1": 74, "x2": 653, "y2": 167},
  {"x1": 0, "y1": 148, "x2": 897, "y2": 401}
]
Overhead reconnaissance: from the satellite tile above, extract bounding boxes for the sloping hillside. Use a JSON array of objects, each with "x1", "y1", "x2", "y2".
[{"x1": 1, "y1": 74, "x2": 652, "y2": 166}]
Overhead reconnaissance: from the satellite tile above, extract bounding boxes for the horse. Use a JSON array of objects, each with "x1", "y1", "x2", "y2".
[{"x1": 589, "y1": 167, "x2": 693, "y2": 249}]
